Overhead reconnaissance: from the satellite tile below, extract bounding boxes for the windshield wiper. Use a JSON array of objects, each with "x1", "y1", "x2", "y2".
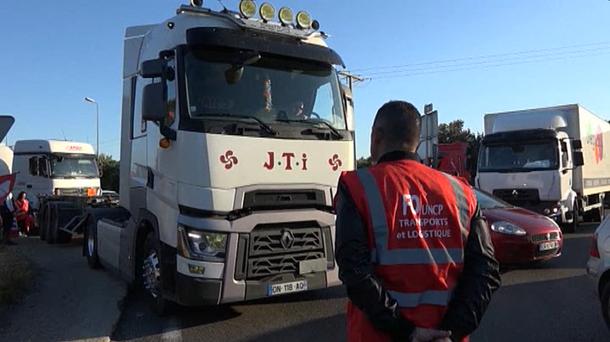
[
  {"x1": 277, "y1": 118, "x2": 343, "y2": 140},
  {"x1": 200, "y1": 113, "x2": 277, "y2": 136}
]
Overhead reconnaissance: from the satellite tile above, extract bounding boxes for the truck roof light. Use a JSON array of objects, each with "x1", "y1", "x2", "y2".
[
  {"x1": 239, "y1": 0, "x2": 256, "y2": 19},
  {"x1": 312, "y1": 19, "x2": 320, "y2": 31},
  {"x1": 296, "y1": 11, "x2": 312, "y2": 29},
  {"x1": 190, "y1": 0, "x2": 203, "y2": 8},
  {"x1": 278, "y1": 7, "x2": 293, "y2": 26},
  {"x1": 259, "y1": 2, "x2": 275, "y2": 22}
]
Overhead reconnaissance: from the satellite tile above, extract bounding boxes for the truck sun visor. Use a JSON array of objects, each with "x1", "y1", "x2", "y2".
[{"x1": 186, "y1": 27, "x2": 344, "y2": 67}]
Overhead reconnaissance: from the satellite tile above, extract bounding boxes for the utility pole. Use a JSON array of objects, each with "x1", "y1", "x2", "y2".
[{"x1": 84, "y1": 97, "x2": 100, "y2": 157}]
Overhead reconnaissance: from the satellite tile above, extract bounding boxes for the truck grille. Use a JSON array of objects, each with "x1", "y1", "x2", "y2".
[
  {"x1": 531, "y1": 232, "x2": 560, "y2": 242},
  {"x1": 235, "y1": 223, "x2": 331, "y2": 281},
  {"x1": 493, "y1": 188, "x2": 540, "y2": 206}
]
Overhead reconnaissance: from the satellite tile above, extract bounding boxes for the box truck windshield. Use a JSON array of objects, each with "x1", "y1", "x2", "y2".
[
  {"x1": 184, "y1": 48, "x2": 346, "y2": 130},
  {"x1": 50, "y1": 156, "x2": 99, "y2": 178},
  {"x1": 479, "y1": 140, "x2": 558, "y2": 172}
]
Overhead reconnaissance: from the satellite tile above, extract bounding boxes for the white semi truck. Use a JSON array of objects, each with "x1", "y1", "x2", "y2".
[
  {"x1": 12, "y1": 140, "x2": 103, "y2": 242},
  {"x1": 476, "y1": 104, "x2": 610, "y2": 232},
  {"x1": 84, "y1": 1, "x2": 355, "y2": 312}
]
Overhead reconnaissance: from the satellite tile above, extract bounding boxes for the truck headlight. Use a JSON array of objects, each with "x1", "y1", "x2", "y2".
[
  {"x1": 178, "y1": 225, "x2": 227, "y2": 261},
  {"x1": 490, "y1": 221, "x2": 527, "y2": 236}
]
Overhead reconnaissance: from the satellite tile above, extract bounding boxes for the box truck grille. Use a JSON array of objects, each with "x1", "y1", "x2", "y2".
[
  {"x1": 531, "y1": 232, "x2": 560, "y2": 242},
  {"x1": 235, "y1": 223, "x2": 331, "y2": 281},
  {"x1": 493, "y1": 189, "x2": 540, "y2": 206}
]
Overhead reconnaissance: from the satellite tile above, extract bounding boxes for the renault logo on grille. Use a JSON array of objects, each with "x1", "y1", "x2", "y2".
[{"x1": 280, "y1": 230, "x2": 295, "y2": 249}]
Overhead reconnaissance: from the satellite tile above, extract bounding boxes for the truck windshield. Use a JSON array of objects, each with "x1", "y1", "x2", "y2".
[
  {"x1": 184, "y1": 48, "x2": 346, "y2": 130},
  {"x1": 50, "y1": 155, "x2": 99, "y2": 178},
  {"x1": 478, "y1": 140, "x2": 559, "y2": 172}
]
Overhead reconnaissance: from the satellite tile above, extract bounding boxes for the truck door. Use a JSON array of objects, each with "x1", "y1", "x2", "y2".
[
  {"x1": 14, "y1": 155, "x2": 51, "y2": 210},
  {"x1": 130, "y1": 76, "x2": 149, "y2": 211}
]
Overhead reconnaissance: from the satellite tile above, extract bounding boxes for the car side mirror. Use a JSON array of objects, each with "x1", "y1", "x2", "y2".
[
  {"x1": 140, "y1": 59, "x2": 166, "y2": 79},
  {"x1": 573, "y1": 151, "x2": 584, "y2": 167},
  {"x1": 142, "y1": 83, "x2": 166, "y2": 122}
]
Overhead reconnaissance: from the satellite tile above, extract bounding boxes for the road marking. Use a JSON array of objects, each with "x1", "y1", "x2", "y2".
[{"x1": 160, "y1": 317, "x2": 182, "y2": 342}]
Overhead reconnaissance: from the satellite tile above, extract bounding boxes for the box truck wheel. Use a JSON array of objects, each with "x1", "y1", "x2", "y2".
[
  {"x1": 140, "y1": 232, "x2": 171, "y2": 316},
  {"x1": 85, "y1": 215, "x2": 101, "y2": 269},
  {"x1": 562, "y1": 203, "x2": 579, "y2": 234},
  {"x1": 39, "y1": 203, "x2": 49, "y2": 241}
]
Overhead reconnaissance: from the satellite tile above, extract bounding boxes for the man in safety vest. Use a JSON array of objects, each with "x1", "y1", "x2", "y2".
[{"x1": 335, "y1": 101, "x2": 501, "y2": 342}]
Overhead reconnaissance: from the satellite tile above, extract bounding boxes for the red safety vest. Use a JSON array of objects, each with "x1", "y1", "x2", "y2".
[
  {"x1": 339, "y1": 159, "x2": 477, "y2": 342},
  {"x1": 14, "y1": 199, "x2": 29, "y2": 221}
]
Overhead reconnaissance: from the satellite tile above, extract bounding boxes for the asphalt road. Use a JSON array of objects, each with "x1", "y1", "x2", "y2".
[{"x1": 112, "y1": 223, "x2": 610, "y2": 342}]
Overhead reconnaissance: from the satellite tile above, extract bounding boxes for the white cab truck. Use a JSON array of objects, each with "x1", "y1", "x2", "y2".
[
  {"x1": 84, "y1": 2, "x2": 355, "y2": 312},
  {"x1": 12, "y1": 140, "x2": 103, "y2": 242},
  {"x1": 476, "y1": 104, "x2": 610, "y2": 233}
]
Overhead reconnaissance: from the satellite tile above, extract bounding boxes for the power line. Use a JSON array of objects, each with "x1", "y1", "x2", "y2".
[
  {"x1": 350, "y1": 40, "x2": 610, "y2": 73},
  {"x1": 363, "y1": 45, "x2": 610, "y2": 76},
  {"x1": 368, "y1": 49, "x2": 610, "y2": 80}
]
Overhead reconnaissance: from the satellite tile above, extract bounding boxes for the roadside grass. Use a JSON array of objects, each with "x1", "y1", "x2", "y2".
[{"x1": 0, "y1": 244, "x2": 33, "y2": 305}]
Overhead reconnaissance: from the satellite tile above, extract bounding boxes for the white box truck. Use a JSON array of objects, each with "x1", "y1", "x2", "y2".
[
  {"x1": 476, "y1": 104, "x2": 610, "y2": 233},
  {"x1": 83, "y1": 1, "x2": 355, "y2": 313},
  {"x1": 12, "y1": 140, "x2": 104, "y2": 242}
]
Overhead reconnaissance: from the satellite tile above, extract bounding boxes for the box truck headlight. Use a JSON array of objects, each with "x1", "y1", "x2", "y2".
[
  {"x1": 178, "y1": 225, "x2": 227, "y2": 261},
  {"x1": 490, "y1": 221, "x2": 527, "y2": 236}
]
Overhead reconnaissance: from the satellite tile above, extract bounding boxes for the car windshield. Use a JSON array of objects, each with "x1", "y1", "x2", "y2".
[
  {"x1": 478, "y1": 140, "x2": 558, "y2": 172},
  {"x1": 50, "y1": 155, "x2": 99, "y2": 178},
  {"x1": 184, "y1": 48, "x2": 346, "y2": 130},
  {"x1": 475, "y1": 189, "x2": 512, "y2": 209}
]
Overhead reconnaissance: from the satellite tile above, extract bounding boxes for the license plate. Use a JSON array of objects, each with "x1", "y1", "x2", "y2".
[
  {"x1": 268, "y1": 280, "x2": 308, "y2": 296},
  {"x1": 539, "y1": 241, "x2": 558, "y2": 251}
]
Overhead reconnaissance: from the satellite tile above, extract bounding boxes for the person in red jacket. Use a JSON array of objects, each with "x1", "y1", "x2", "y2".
[
  {"x1": 335, "y1": 101, "x2": 500, "y2": 342},
  {"x1": 14, "y1": 191, "x2": 33, "y2": 236}
]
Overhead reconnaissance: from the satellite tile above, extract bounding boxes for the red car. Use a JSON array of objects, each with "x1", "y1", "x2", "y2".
[{"x1": 475, "y1": 189, "x2": 563, "y2": 264}]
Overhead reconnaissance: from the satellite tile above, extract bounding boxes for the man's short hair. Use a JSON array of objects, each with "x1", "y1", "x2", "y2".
[{"x1": 373, "y1": 101, "x2": 422, "y2": 148}]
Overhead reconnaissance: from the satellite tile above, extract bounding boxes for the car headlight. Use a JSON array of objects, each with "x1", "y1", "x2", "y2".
[
  {"x1": 178, "y1": 225, "x2": 227, "y2": 261},
  {"x1": 490, "y1": 221, "x2": 527, "y2": 236}
]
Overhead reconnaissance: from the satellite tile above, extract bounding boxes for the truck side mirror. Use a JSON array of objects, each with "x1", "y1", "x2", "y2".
[
  {"x1": 341, "y1": 84, "x2": 355, "y2": 131},
  {"x1": 142, "y1": 83, "x2": 166, "y2": 122},
  {"x1": 140, "y1": 59, "x2": 165, "y2": 79},
  {"x1": 573, "y1": 151, "x2": 584, "y2": 167},
  {"x1": 572, "y1": 139, "x2": 583, "y2": 150}
]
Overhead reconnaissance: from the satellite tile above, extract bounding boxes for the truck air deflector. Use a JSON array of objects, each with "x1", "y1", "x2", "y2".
[
  {"x1": 186, "y1": 27, "x2": 344, "y2": 67},
  {"x1": 482, "y1": 128, "x2": 558, "y2": 144}
]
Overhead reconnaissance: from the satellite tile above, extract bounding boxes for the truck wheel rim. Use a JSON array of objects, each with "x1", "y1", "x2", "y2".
[
  {"x1": 87, "y1": 232, "x2": 95, "y2": 256},
  {"x1": 143, "y1": 251, "x2": 161, "y2": 298}
]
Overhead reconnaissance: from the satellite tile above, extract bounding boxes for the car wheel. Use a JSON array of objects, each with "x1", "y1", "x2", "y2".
[
  {"x1": 602, "y1": 280, "x2": 610, "y2": 329},
  {"x1": 140, "y1": 232, "x2": 171, "y2": 316}
]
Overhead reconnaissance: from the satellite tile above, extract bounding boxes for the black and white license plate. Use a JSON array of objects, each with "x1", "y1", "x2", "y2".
[
  {"x1": 267, "y1": 280, "x2": 308, "y2": 296},
  {"x1": 539, "y1": 241, "x2": 559, "y2": 251}
]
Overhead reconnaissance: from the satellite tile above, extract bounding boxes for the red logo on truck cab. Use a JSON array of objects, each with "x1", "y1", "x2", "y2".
[
  {"x1": 66, "y1": 145, "x2": 83, "y2": 151},
  {"x1": 220, "y1": 150, "x2": 239, "y2": 170},
  {"x1": 263, "y1": 152, "x2": 308, "y2": 171}
]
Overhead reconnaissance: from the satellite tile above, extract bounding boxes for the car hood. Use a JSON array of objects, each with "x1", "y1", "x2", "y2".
[{"x1": 482, "y1": 206, "x2": 559, "y2": 234}]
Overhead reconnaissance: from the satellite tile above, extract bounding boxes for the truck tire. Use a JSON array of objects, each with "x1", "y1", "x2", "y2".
[
  {"x1": 140, "y1": 232, "x2": 171, "y2": 316},
  {"x1": 47, "y1": 203, "x2": 59, "y2": 244},
  {"x1": 562, "y1": 205, "x2": 578, "y2": 234},
  {"x1": 85, "y1": 215, "x2": 101, "y2": 269},
  {"x1": 602, "y1": 280, "x2": 610, "y2": 329},
  {"x1": 47, "y1": 202, "x2": 74, "y2": 244},
  {"x1": 39, "y1": 203, "x2": 49, "y2": 241}
]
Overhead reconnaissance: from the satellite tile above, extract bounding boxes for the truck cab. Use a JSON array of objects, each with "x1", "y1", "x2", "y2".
[
  {"x1": 86, "y1": 1, "x2": 355, "y2": 312},
  {"x1": 12, "y1": 140, "x2": 101, "y2": 210}
]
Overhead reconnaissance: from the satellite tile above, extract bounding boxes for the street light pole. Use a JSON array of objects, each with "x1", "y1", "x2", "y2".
[{"x1": 84, "y1": 97, "x2": 99, "y2": 157}]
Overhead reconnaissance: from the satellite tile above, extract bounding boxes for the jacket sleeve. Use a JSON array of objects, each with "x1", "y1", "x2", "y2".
[
  {"x1": 440, "y1": 206, "x2": 501, "y2": 340},
  {"x1": 335, "y1": 182, "x2": 415, "y2": 341}
]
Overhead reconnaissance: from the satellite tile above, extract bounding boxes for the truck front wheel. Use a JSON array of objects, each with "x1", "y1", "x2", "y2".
[
  {"x1": 140, "y1": 232, "x2": 171, "y2": 316},
  {"x1": 562, "y1": 203, "x2": 579, "y2": 234}
]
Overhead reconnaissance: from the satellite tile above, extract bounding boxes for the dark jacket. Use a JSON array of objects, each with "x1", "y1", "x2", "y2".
[{"x1": 335, "y1": 151, "x2": 501, "y2": 341}]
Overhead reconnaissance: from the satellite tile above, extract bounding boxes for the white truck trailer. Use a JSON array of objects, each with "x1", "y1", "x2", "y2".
[
  {"x1": 476, "y1": 104, "x2": 610, "y2": 232},
  {"x1": 84, "y1": 1, "x2": 355, "y2": 313},
  {"x1": 12, "y1": 140, "x2": 103, "y2": 242}
]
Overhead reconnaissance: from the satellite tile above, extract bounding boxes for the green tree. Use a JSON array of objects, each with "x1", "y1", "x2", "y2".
[
  {"x1": 357, "y1": 156, "x2": 373, "y2": 169},
  {"x1": 97, "y1": 154, "x2": 120, "y2": 192},
  {"x1": 438, "y1": 120, "x2": 475, "y2": 144}
]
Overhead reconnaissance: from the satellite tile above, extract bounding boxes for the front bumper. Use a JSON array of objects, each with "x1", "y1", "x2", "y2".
[
  {"x1": 175, "y1": 209, "x2": 341, "y2": 306},
  {"x1": 492, "y1": 232, "x2": 563, "y2": 264}
]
